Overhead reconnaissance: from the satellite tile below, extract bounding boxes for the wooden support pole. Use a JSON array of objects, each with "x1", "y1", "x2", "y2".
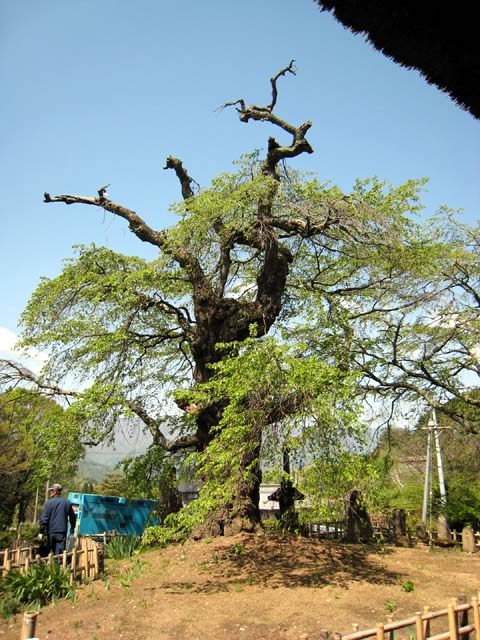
[
  {"x1": 448, "y1": 603, "x2": 458, "y2": 640},
  {"x1": 77, "y1": 547, "x2": 83, "y2": 580},
  {"x1": 86, "y1": 547, "x2": 90, "y2": 579},
  {"x1": 82, "y1": 540, "x2": 88, "y2": 579},
  {"x1": 84, "y1": 548, "x2": 89, "y2": 580},
  {"x1": 93, "y1": 542, "x2": 99, "y2": 579},
  {"x1": 422, "y1": 606, "x2": 431, "y2": 638},
  {"x1": 88, "y1": 540, "x2": 94, "y2": 578},
  {"x1": 472, "y1": 596, "x2": 480, "y2": 637},
  {"x1": 458, "y1": 599, "x2": 469, "y2": 637},
  {"x1": 85, "y1": 541, "x2": 90, "y2": 579},
  {"x1": 20, "y1": 611, "x2": 38, "y2": 640},
  {"x1": 71, "y1": 547, "x2": 77, "y2": 581},
  {"x1": 376, "y1": 623, "x2": 385, "y2": 640},
  {"x1": 415, "y1": 612, "x2": 424, "y2": 640}
]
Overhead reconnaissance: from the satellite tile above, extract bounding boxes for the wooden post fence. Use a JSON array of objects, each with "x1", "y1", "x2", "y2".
[
  {"x1": 0, "y1": 537, "x2": 101, "y2": 583},
  {"x1": 337, "y1": 592, "x2": 480, "y2": 640}
]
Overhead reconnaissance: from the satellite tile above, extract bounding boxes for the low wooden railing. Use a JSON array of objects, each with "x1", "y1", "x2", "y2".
[
  {"x1": 430, "y1": 529, "x2": 480, "y2": 549},
  {"x1": 304, "y1": 520, "x2": 480, "y2": 551},
  {"x1": 334, "y1": 595, "x2": 480, "y2": 640},
  {"x1": 0, "y1": 544, "x2": 36, "y2": 571},
  {"x1": 0, "y1": 536, "x2": 101, "y2": 582}
]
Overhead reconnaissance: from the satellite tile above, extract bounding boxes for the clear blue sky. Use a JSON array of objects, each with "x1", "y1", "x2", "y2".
[{"x1": 1, "y1": 0, "x2": 479, "y2": 348}]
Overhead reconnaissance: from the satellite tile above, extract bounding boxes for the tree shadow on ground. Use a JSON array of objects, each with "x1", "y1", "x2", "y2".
[{"x1": 160, "y1": 533, "x2": 404, "y2": 594}]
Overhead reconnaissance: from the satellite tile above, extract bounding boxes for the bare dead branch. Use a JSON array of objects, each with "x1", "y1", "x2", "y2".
[
  {"x1": 218, "y1": 62, "x2": 313, "y2": 177},
  {"x1": 43, "y1": 190, "x2": 216, "y2": 307},
  {"x1": 98, "y1": 184, "x2": 110, "y2": 199},
  {"x1": 217, "y1": 98, "x2": 246, "y2": 113},
  {"x1": 163, "y1": 156, "x2": 199, "y2": 200},
  {"x1": 44, "y1": 192, "x2": 165, "y2": 247},
  {"x1": 268, "y1": 59, "x2": 296, "y2": 111},
  {"x1": 0, "y1": 358, "x2": 77, "y2": 398}
]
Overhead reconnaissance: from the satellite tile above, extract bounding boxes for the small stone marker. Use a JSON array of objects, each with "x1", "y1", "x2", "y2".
[{"x1": 462, "y1": 526, "x2": 478, "y2": 553}]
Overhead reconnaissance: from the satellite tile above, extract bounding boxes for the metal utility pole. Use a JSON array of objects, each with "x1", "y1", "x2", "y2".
[
  {"x1": 422, "y1": 426, "x2": 432, "y2": 524},
  {"x1": 432, "y1": 409, "x2": 448, "y2": 512},
  {"x1": 422, "y1": 409, "x2": 449, "y2": 524}
]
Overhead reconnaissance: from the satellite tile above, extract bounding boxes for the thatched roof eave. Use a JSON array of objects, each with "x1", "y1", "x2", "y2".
[{"x1": 315, "y1": 1, "x2": 480, "y2": 120}]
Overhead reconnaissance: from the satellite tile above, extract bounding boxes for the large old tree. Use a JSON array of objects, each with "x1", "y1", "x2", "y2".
[{"x1": 2, "y1": 64, "x2": 479, "y2": 535}]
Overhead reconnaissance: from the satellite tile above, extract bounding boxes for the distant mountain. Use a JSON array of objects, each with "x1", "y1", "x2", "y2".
[
  {"x1": 77, "y1": 458, "x2": 113, "y2": 483},
  {"x1": 78, "y1": 445, "x2": 149, "y2": 483}
]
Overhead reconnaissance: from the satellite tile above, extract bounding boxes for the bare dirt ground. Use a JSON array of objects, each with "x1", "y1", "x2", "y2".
[{"x1": 1, "y1": 533, "x2": 479, "y2": 640}]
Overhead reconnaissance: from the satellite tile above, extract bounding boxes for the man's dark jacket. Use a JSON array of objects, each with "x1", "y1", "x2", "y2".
[{"x1": 40, "y1": 495, "x2": 77, "y2": 535}]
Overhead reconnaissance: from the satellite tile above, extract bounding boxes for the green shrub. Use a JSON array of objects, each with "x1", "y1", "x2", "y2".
[
  {"x1": 384, "y1": 600, "x2": 398, "y2": 613},
  {"x1": 0, "y1": 524, "x2": 40, "y2": 551},
  {"x1": 231, "y1": 543, "x2": 246, "y2": 556},
  {"x1": 17, "y1": 523, "x2": 40, "y2": 546},
  {"x1": 0, "y1": 529, "x2": 16, "y2": 549},
  {"x1": 141, "y1": 525, "x2": 180, "y2": 548},
  {"x1": 445, "y1": 476, "x2": 480, "y2": 530},
  {"x1": 105, "y1": 535, "x2": 141, "y2": 560},
  {"x1": 0, "y1": 562, "x2": 75, "y2": 617},
  {"x1": 141, "y1": 502, "x2": 210, "y2": 549},
  {"x1": 402, "y1": 580, "x2": 414, "y2": 592}
]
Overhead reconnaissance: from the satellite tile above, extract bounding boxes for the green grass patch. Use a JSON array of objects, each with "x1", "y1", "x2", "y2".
[
  {"x1": 105, "y1": 535, "x2": 142, "y2": 560},
  {"x1": 0, "y1": 562, "x2": 75, "y2": 618}
]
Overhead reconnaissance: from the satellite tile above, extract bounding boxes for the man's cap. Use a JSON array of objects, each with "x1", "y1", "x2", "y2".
[{"x1": 49, "y1": 483, "x2": 63, "y2": 492}]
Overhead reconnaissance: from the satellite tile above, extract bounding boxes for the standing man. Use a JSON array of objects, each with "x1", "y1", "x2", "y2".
[{"x1": 39, "y1": 483, "x2": 77, "y2": 556}]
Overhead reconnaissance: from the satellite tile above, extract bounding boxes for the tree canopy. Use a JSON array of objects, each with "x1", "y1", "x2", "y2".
[
  {"x1": 2, "y1": 63, "x2": 479, "y2": 536},
  {"x1": 0, "y1": 389, "x2": 84, "y2": 528}
]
